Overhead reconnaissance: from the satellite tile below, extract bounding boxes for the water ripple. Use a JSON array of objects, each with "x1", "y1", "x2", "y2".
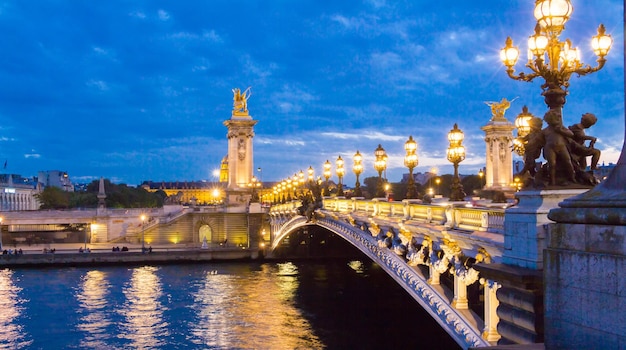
[
  {"x1": 74, "y1": 270, "x2": 112, "y2": 349},
  {"x1": 118, "y1": 266, "x2": 169, "y2": 349},
  {"x1": 0, "y1": 269, "x2": 32, "y2": 349}
]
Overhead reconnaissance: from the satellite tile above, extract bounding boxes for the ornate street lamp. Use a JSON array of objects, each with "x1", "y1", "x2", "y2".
[
  {"x1": 298, "y1": 170, "x2": 305, "y2": 196},
  {"x1": 374, "y1": 144, "x2": 387, "y2": 198},
  {"x1": 404, "y1": 136, "x2": 419, "y2": 199},
  {"x1": 292, "y1": 174, "x2": 299, "y2": 199},
  {"x1": 353, "y1": 150, "x2": 363, "y2": 197},
  {"x1": 478, "y1": 169, "x2": 485, "y2": 188},
  {"x1": 511, "y1": 106, "x2": 537, "y2": 156},
  {"x1": 323, "y1": 160, "x2": 332, "y2": 196},
  {"x1": 307, "y1": 166, "x2": 314, "y2": 183},
  {"x1": 447, "y1": 124, "x2": 467, "y2": 201},
  {"x1": 140, "y1": 214, "x2": 146, "y2": 253},
  {"x1": 249, "y1": 176, "x2": 260, "y2": 202},
  {"x1": 500, "y1": 0, "x2": 612, "y2": 112},
  {"x1": 336, "y1": 156, "x2": 345, "y2": 196},
  {"x1": 435, "y1": 177, "x2": 441, "y2": 195}
]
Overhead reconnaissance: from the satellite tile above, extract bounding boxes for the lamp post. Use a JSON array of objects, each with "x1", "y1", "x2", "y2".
[
  {"x1": 353, "y1": 150, "x2": 363, "y2": 197},
  {"x1": 298, "y1": 170, "x2": 305, "y2": 197},
  {"x1": 336, "y1": 156, "x2": 345, "y2": 196},
  {"x1": 435, "y1": 177, "x2": 441, "y2": 195},
  {"x1": 323, "y1": 160, "x2": 332, "y2": 196},
  {"x1": 404, "y1": 136, "x2": 419, "y2": 199},
  {"x1": 447, "y1": 124, "x2": 467, "y2": 201},
  {"x1": 307, "y1": 166, "x2": 314, "y2": 196},
  {"x1": 374, "y1": 144, "x2": 387, "y2": 198},
  {"x1": 292, "y1": 174, "x2": 299, "y2": 199},
  {"x1": 0, "y1": 217, "x2": 3, "y2": 251},
  {"x1": 500, "y1": 0, "x2": 612, "y2": 112},
  {"x1": 478, "y1": 169, "x2": 485, "y2": 189},
  {"x1": 140, "y1": 214, "x2": 146, "y2": 253}
]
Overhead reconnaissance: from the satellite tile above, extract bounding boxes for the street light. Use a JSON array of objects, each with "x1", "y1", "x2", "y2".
[
  {"x1": 478, "y1": 169, "x2": 485, "y2": 188},
  {"x1": 404, "y1": 136, "x2": 419, "y2": 199},
  {"x1": 353, "y1": 150, "x2": 363, "y2": 197},
  {"x1": 336, "y1": 156, "x2": 345, "y2": 196},
  {"x1": 511, "y1": 106, "x2": 538, "y2": 156},
  {"x1": 374, "y1": 144, "x2": 387, "y2": 198},
  {"x1": 140, "y1": 214, "x2": 146, "y2": 253},
  {"x1": 323, "y1": 160, "x2": 332, "y2": 196},
  {"x1": 298, "y1": 170, "x2": 305, "y2": 196},
  {"x1": 500, "y1": 0, "x2": 612, "y2": 112},
  {"x1": 447, "y1": 123, "x2": 467, "y2": 201},
  {"x1": 435, "y1": 177, "x2": 441, "y2": 195},
  {"x1": 0, "y1": 217, "x2": 3, "y2": 251}
]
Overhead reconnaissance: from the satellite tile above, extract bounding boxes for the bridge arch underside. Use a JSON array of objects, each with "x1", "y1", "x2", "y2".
[
  {"x1": 270, "y1": 224, "x2": 365, "y2": 259},
  {"x1": 270, "y1": 215, "x2": 489, "y2": 349}
]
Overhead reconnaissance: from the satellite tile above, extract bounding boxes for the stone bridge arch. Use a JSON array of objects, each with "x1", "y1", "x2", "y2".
[{"x1": 269, "y1": 213, "x2": 489, "y2": 349}]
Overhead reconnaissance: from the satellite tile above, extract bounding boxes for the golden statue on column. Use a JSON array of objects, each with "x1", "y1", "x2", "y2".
[{"x1": 232, "y1": 87, "x2": 252, "y2": 116}]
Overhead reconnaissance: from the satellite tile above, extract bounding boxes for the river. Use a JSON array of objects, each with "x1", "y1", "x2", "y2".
[{"x1": 0, "y1": 259, "x2": 459, "y2": 349}]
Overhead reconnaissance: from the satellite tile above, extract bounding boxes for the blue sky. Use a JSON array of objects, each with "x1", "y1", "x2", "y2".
[{"x1": 0, "y1": 0, "x2": 623, "y2": 185}]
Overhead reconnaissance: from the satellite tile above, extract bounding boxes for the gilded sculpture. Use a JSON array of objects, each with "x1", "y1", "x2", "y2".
[
  {"x1": 485, "y1": 97, "x2": 517, "y2": 120},
  {"x1": 232, "y1": 87, "x2": 252, "y2": 115}
]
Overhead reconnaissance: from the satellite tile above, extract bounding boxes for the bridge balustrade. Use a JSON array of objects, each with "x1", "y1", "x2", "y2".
[{"x1": 271, "y1": 198, "x2": 505, "y2": 234}]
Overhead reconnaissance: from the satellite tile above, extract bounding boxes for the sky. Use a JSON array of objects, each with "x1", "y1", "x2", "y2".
[{"x1": 0, "y1": 0, "x2": 623, "y2": 186}]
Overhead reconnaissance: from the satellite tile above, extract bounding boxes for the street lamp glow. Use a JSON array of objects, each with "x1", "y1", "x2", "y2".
[
  {"x1": 353, "y1": 150, "x2": 363, "y2": 197},
  {"x1": 404, "y1": 136, "x2": 419, "y2": 199},
  {"x1": 501, "y1": 0, "x2": 612, "y2": 110},
  {"x1": 336, "y1": 156, "x2": 345, "y2": 196},
  {"x1": 447, "y1": 124, "x2": 466, "y2": 202},
  {"x1": 140, "y1": 214, "x2": 147, "y2": 252},
  {"x1": 374, "y1": 144, "x2": 387, "y2": 198},
  {"x1": 323, "y1": 160, "x2": 332, "y2": 196}
]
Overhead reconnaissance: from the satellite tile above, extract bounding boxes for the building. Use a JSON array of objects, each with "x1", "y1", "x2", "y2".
[
  {"x1": 0, "y1": 174, "x2": 41, "y2": 211},
  {"x1": 38, "y1": 170, "x2": 74, "y2": 192}
]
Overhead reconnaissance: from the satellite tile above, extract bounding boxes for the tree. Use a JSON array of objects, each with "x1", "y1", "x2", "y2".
[{"x1": 36, "y1": 187, "x2": 70, "y2": 209}]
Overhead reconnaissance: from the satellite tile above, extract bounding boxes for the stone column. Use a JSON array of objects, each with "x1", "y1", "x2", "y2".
[
  {"x1": 481, "y1": 110, "x2": 515, "y2": 192},
  {"x1": 452, "y1": 274, "x2": 468, "y2": 309},
  {"x1": 428, "y1": 264, "x2": 441, "y2": 285},
  {"x1": 224, "y1": 116, "x2": 258, "y2": 190},
  {"x1": 481, "y1": 279, "x2": 501, "y2": 342}
]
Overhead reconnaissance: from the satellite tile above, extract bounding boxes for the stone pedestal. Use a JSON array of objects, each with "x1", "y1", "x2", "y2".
[
  {"x1": 503, "y1": 189, "x2": 586, "y2": 269},
  {"x1": 544, "y1": 211, "x2": 626, "y2": 348}
]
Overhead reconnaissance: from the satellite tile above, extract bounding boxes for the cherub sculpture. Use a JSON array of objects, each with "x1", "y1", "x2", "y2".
[
  {"x1": 568, "y1": 113, "x2": 601, "y2": 171},
  {"x1": 542, "y1": 109, "x2": 576, "y2": 186}
]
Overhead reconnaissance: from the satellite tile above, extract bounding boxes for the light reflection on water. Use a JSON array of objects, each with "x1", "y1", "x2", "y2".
[
  {"x1": 74, "y1": 270, "x2": 111, "y2": 349},
  {"x1": 0, "y1": 261, "x2": 459, "y2": 349},
  {"x1": 189, "y1": 262, "x2": 322, "y2": 349},
  {"x1": 119, "y1": 266, "x2": 169, "y2": 349},
  {"x1": 0, "y1": 269, "x2": 32, "y2": 349}
]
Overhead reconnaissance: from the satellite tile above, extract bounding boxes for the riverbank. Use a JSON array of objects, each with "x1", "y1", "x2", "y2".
[{"x1": 0, "y1": 243, "x2": 261, "y2": 268}]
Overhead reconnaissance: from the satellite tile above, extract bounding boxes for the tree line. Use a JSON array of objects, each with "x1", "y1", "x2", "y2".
[{"x1": 35, "y1": 179, "x2": 166, "y2": 209}]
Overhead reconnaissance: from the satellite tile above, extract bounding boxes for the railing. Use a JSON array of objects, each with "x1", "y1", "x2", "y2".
[{"x1": 271, "y1": 198, "x2": 506, "y2": 234}]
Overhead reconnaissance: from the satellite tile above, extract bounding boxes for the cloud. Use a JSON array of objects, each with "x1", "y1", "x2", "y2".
[{"x1": 158, "y1": 9, "x2": 170, "y2": 21}]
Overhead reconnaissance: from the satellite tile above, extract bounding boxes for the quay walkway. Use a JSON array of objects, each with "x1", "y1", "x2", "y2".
[{"x1": 0, "y1": 243, "x2": 258, "y2": 268}]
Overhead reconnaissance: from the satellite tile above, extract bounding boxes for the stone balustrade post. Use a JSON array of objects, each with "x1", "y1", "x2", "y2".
[
  {"x1": 481, "y1": 278, "x2": 501, "y2": 342},
  {"x1": 452, "y1": 274, "x2": 469, "y2": 309},
  {"x1": 428, "y1": 264, "x2": 440, "y2": 285}
]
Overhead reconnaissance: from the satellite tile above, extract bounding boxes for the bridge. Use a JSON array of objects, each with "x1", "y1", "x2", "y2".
[{"x1": 268, "y1": 198, "x2": 509, "y2": 349}]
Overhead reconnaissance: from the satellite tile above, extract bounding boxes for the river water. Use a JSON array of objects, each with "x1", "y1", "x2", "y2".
[{"x1": 0, "y1": 260, "x2": 459, "y2": 349}]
